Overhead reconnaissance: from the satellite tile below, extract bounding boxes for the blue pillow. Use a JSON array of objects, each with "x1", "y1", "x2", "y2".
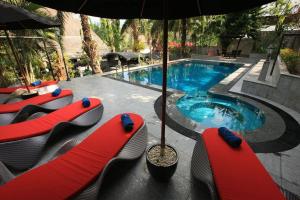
[
  {"x1": 121, "y1": 114, "x2": 134, "y2": 132},
  {"x1": 218, "y1": 127, "x2": 242, "y2": 148},
  {"x1": 31, "y1": 80, "x2": 42, "y2": 86},
  {"x1": 52, "y1": 88, "x2": 62, "y2": 97},
  {"x1": 82, "y1": 97, "x2": 91, "y2": 108}
]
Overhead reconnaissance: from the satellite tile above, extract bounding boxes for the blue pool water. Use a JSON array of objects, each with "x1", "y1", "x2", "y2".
[{"x1": 110, "y1": 60, "x2": 264, "y2": 131}]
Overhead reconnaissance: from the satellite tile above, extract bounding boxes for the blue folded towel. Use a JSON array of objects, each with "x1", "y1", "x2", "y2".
[
  {"x1": 31, "y1": 80, "x2": 42, "y2": 86},
  {"x1": 218, "y1": 127, "x2": 242, "y2": 148},
  {"x1": 52, "y1": 88, "x2": 62, "y2": 97},
  {"x1": 82, "y1": 97, "x2": 91, "y2": 108},
  {"x1": 121, "y1": 114, "x2": 134, "y2": 132}
]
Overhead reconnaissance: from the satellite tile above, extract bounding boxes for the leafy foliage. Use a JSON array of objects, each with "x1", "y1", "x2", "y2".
[
  {"x1": 91, "y1": 19, "x2": 123, "y2": 52},
  {"x1": 280, "y1": 48, "x2": 300, "y2": 74},
  {"x1": 219, "y1": 8, "x2": 263, "y2": 51},
  {"x1": 267, "y1": 0, "x2": 293, "y2": 34}
]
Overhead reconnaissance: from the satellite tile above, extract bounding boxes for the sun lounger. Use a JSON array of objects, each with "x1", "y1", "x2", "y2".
[
  {"x1": 0, "y1": 89, "x2": 73, "y2": 125},
  {"x1": 0, "y1": 80, "x2": 58, "y2": 94},
  {"x1": 0, "y1": 98, "x2": 103, "y2": 170},
  {"x1": 0, "y1": 80, "x2": 59, "y2": 103},
  {"x1": 191, "y1": 128, "x2": 286, "y2": 200},
  {"x1": 0, "y1": 113, "x2": 146, "y2": 200}
]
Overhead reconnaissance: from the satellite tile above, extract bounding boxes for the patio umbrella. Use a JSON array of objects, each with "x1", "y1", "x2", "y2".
[
  {"x1": 0, "y1": 2, "x2": 60, "y2": 92},
  {"x1": 28, "y1": 0, "x2": 275, "y2": 150}
]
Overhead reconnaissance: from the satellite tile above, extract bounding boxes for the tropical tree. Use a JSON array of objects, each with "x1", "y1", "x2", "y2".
[
  {"x1": 0, "y1": 0, "x2": 66, "y2": 84},
  {"x1": 267, "y1": 0, "x2": 293, "y2": 35},
  {"x1": 91, "y1": 19, "x2": 123, "y2": 52},
  {"x1": 189, "y1": 16, "x2": 224, "y2": 48},
  {"x1": 219, "y1": 8, "x2": 263, "y2": 52},
  {"x1": 121, "y1": 19, "x2": 141, "y2": 51},
  {"x1": 150, "y1": 20, "x2": 164, "y2": 52},
  {"x1": 80, "y1": 14, "x2": 101, "y2": 74}
]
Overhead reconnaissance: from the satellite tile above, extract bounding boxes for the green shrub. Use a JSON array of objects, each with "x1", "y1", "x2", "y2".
[{"x1": 280, "y1": 48, "x2": 300, "y2": 74}]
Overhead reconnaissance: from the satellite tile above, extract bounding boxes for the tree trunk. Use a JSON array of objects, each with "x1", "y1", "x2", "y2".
[
  {"x1": 80, "y1": 14, "x2": 102, "y2": 74},
  {"x1": 131, "y1": 20, "x2": 139, "y2": 52},
  {"x1": 181, "y1": 18, "x2": 187, "y2": 58}
]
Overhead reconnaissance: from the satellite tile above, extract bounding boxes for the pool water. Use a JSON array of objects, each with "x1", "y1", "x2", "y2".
[{"x1": 111, "y1": 60, "x2": 265, "y2": 131}]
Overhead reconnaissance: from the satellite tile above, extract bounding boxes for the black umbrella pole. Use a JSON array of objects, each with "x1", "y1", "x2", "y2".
[
  {"x1": 160, "y1": 17, "x2": 168, "y2": 155},
  {"x1": 4, "y1": 30, "x2": 30, "y2": 92}
]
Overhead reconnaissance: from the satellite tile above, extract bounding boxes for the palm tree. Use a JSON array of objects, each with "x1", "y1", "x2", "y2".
[
  {"x1": 55, "y1": 10, "x2": 73, "y2": 80},
  {"x1": 80, "y1": 14, "x2": 101, "y2": 74},
  {"x1": 91, "y1": 19, "x2": 123, "y2": 52},
  {"x1": 121, "y1": 19, "x2": 140, "y2": 51},
  {"x1": 140, "y1": 20, "x2": 153, "y2": 62}
]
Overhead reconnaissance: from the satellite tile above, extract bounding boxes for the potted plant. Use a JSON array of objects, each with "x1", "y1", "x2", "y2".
[{"x1": 146, "y1": 142, "x2": 178, "y2": 181}]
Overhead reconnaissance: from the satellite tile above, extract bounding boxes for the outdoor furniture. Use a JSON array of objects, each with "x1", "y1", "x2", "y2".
[
  {"x1": 221, "y1": 49, "x2": 227, "y2": 57},
  {"x1": 0, "y1": 98, "x2": 103, "y2": 170},
  {"x1": 0, "y1": 113, "x2": 147, "y2": 200},
  {"x1": 0, "y1": 80, "x2": 59, "y2": 103},
  {"x1": 191, "y1": 128, "x2": 286, "y2": 200},
  {"x1": 0, "y1": 80, "x2": 58, "y2": 94},
  {"x1": 0, "y1": 89, "x2": 73, "y2": 125}
]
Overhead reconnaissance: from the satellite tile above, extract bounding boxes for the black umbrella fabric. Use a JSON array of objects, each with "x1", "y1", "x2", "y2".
[
  {"x1": 0, "y1": 2, "x2": 60, "y2": 30},
  {"x1": 26, "y1": 0, "x2": 274, "y2": 19},
  {"x1": 27, "y1": 0, "x2": 275, "y2": 150}
]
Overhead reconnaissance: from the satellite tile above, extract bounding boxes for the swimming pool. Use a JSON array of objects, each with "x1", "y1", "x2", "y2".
[{"x1": 109, "y1": 60, "x2": 265, "y2": 131}]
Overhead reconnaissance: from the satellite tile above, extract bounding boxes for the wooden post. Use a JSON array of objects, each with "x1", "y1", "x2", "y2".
[
  {"x1": 4, "y1": 30, "x2": 30, "y2": 92},
  {"x1": 160, "y1": 0, "x2": 168, "y2": 155},
  {"x1": 42, "y1": 37, "x2": 56, "y2": 80}
]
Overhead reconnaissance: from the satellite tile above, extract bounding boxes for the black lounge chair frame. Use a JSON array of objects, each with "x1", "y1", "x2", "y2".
[
  {"x1": 0, "y1": 94, "x2": 73, "y2": 125},
  {"x1": 0, "y1": 103, "x2": 103, "y2": 171}
]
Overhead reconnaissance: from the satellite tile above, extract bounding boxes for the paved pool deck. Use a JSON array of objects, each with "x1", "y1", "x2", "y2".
[
  {"x1": 58, "y1": 75, "x2": 206, "y2": 200},
  {"x1": 32, "y1": 73, "x2": 299, "y2": 199}
]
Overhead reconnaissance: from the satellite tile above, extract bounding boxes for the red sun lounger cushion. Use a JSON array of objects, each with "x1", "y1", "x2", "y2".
[
  {"x1": 0, "y1": 98, "x2": 102, "y2": 142},
  {"x1": 0, "y1": 113, "x2": 144, "y2": 200},
  {"x1": 0, "y1": 80, "x2": 58, "y2": 94},
  {"x1": 202, "y1": 128, "x2": 285, "y2": 200},
  {"x1": 0, "y1": 89, "x2": 72, "y2": 114}
]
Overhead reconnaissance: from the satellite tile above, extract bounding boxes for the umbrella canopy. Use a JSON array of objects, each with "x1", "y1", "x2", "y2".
[
  {"x1": 26, "y1": 0, "x2": 273, "y2": 19},
  {"x1": 0, "y1": 2, "x2": 60, "y2": 30}
]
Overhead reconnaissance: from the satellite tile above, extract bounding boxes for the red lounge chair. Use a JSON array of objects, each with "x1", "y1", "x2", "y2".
[
  {"x1": 0, "y1": 81, "x2": 59, "y2": 104},
  {"x1": 0, "y1": 80, "x2": 58, "y2": 94},
  {"x1": 0, "y1": 98, "x2": 103, "y2": 170},
  {"x1": 0, "y1": 113, "x2": 147, "y2": 200},
  {"x1": 0, "y1": 89, "x2": 73, "y2": 125},
  {"x1": 191, "y1": 128, "x2": 286, "y2": 200}
]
